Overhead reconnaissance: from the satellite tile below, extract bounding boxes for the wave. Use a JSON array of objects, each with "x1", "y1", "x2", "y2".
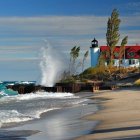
[
  {"x1": 0, "y1": 108, "x2": 61, "y2": 128},
  {"x1": 0, "y1": 89, "x2": 18, "y2": 98},
  {"x1": 17, "y1": 92, "x2": 78, "y2": 100},
  {"x1": 0, "y1": 91, "x2": 88, "y2": 128},
  {"x1": 0, "y1": 110, "x2": 32, "y2": 128},
  {"x1": 0, "y1": 92, "x2": 78, "y2": 101}
]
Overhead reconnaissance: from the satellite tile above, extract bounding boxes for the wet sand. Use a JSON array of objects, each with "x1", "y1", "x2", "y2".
[
  {"x1": 0, "y1": 130, "x2": 39, "y2": 140},
  {"x1": 3, "y1": 92, "x2": 98, "y2": 140},
  {"x1": 76, "y1": 88, "x2": 140, "y2": 140}
]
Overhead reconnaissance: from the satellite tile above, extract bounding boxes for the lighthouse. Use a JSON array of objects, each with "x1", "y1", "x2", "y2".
[{"x1": 90, "y1": 38, "x2": 100, "y2": 67}]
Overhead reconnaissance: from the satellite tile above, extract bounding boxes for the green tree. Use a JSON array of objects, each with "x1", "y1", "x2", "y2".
[
  {"x1": 106, "y1": 9, "x2": 121, "y2": 66},
  {"x1": 119, "y1": 36, "x2": 128, "y2": 67},
  {"x1": 82, "y1": 51, "x2": 89, "y2": 73},
  {"x1": 98, "y1": 51, "x2": 107, "y2": 67},
  {"x1": 69, "y1": 46, "x2": 80, "y2": 75}
]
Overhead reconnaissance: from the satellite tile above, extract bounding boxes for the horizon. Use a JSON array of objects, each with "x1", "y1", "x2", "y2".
[{"x1": 0, "y1": 0, "x2": 139, "y2": 81}]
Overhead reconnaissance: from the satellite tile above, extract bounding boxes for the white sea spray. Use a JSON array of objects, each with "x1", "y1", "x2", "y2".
[{"x1": 40, "y1": 41, "x2": 68, "y2": 87}]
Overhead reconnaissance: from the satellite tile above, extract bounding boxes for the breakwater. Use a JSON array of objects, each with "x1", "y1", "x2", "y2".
[{"x1": 6, "y1": 81, "x2": 117, "y2": 94}]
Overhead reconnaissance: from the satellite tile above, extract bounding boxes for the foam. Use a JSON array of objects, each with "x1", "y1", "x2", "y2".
[
  {"x1": 0, "y1": 110, "x2": 32, "y2": 128},
  {"x1": 0, "y1": 91, "x2": 8, "y2": 96},
  {"x1": 0, "y1": 92, "x2": 78, "y2": 103},
  {"x1": 0, "y1": 108, "x2": 60, "y2": 128},
  {"x1": 0, "y1": 92, "x2": 87, "y2": 128},
  {"x1": 27, "y1": 108, "x2": 61, "y2": 119},
  {"x1": 14, "y1": 92, "x2": 78, "y2": 101}
]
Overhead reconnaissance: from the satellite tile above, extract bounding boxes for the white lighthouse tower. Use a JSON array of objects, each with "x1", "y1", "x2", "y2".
[{"x1": 90, "y1": 38, "x2": 100, "y2": 67}]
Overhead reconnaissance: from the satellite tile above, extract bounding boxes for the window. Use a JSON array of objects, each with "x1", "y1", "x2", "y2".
[
  {"x1": 120, "y1": 60, "x2": 123, "y2": 64},
  {"x1": 114, "y1": 52, "x2": 119, "y2": 58},
  {"x1": 128, "y1": 52, "x2": 135, "y2": 58},
  {"x1": 132, "y1": 60, "x2": 135, "y2": 64},
  {"x1": 129, "y1": 59, "x2": 135, "y2": 65},
  {"x1": 136, "y1": 59, "x2": 139, "y2": 63},
  {"x1": 129, "y1": 59, "x2": 131, "y2": 65}
]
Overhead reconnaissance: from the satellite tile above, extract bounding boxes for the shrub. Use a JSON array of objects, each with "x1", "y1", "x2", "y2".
[
  {"x1": 60, "y1": 76, "x2": 76, "y2": 83},
  {"x1": 134, "y1": 79, "x2": 140, "y2": 86},
  {"x1": 82, "y1": 66, "x2": 108, "y2": 80}
]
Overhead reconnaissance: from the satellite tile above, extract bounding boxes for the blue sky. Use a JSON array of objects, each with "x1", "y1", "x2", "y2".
[
  {"x1": 0, "y1": 0, "x2": 139, "y2": 16},
  {"x1": 0, "y1": 0, "x2": 139, "y2": 81}
]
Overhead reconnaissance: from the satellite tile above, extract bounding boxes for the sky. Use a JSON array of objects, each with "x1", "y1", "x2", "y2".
[{"x1": 0, "y1": 0, "x2": 139, "y2": 81}]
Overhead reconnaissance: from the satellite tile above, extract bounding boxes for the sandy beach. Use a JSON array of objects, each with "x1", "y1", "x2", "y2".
[{"x1": 76, "y1": 87, "x2": 140, "y2": 140}]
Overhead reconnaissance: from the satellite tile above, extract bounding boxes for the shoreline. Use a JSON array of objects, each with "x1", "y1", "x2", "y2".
[
  {"x1": 3, "y1": 92, "x2": 99, "y2": 140},
  {"x1": 75, "y1": 87, "x2": 140, "y2": 140}
]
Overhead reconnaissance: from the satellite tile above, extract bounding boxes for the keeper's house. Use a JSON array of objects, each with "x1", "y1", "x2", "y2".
[{"x1": 90, "y1": 38, "x2": 140, "y2": 67}]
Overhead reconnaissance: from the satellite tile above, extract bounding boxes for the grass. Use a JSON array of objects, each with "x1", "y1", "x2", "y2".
[
  {"x1": 60, "y1": 66, "x2": 139, "y2": 83},
  {"x1": 81, "y1": 66, "x2": 139, "y2": 81}
]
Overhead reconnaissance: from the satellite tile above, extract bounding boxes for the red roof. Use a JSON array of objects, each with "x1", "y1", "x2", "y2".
[{"x1": 100, "y1": 46, "x2": 140, "y2": 59}]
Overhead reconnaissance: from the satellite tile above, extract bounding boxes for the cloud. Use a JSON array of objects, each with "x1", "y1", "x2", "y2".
[
  {"x1": 0, "y1": 16, "x2": 108, "y2": 61},
  {"x1": 0, "y1": 16, "x2": 107, "y2": 36},
  {"x1": 121, "y1": 16, "x2": 140, "y2": 27},
  {"x1": 0, "y1": 15, "x2": 138, "y2": 42},
  {"x1": 127, "y1": 2, "x2": 140, "y2": 8},
  {"x1": 124, "y1": 2, "x2": 140, "y2": 16},
  {"x1": 0, "y1": 45, "x2": 40, "y2": 52},
  {"x1": 0, "y1": 15, "x2": 139, "y2": 62},
  {"x1": 0, "y1": 57, "x2": 39, "y2": 62},
  {"x1": 0, "y1": 15, "x2": 139, "y2": 80}
]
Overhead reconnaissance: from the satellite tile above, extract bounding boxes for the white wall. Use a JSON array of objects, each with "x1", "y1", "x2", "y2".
[{"x1": 114, "y1": 59, "x2": 140, "y2": 67}]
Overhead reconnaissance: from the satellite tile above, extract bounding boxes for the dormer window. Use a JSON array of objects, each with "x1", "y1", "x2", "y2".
[
  {"x1": 128, "y1": 52, "x2": 135, "y2": 58},
  {"x1": 114, "y1": 52, "x2": 119, "y2": 58}
]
